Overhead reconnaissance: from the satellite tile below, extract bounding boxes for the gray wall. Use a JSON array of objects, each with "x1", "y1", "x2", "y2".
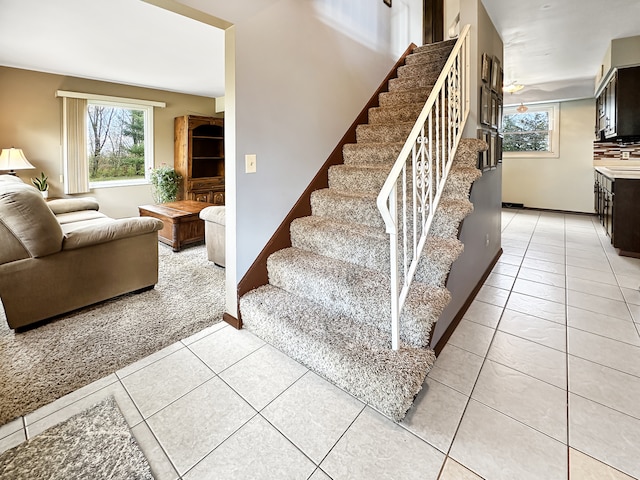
[
  {"x1": 182, "y1": 0, "x2": 426, "y2": 317},
  {"x1": 430, "y1": 0, "x2": 503, "y2": 347},
  {"x1": 230, "y1": 1, "x2": 399, "y2": 280}
]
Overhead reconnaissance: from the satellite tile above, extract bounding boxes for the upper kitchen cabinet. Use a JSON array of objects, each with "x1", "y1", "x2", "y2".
[
  {"x1": 595, "y1": 66, "x2": 640, "y2": 141},
  {"x1": 595, "y1": 36, "x2": 640, "y2": 141}
]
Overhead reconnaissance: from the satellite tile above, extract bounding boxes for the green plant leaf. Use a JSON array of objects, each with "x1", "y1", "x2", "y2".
[
  {"x1": 149, "y1": 166, "x2": 181, "y2": 203},
  {"x1": 31, "y1": 172, "x2": 48, "y2": 191}
]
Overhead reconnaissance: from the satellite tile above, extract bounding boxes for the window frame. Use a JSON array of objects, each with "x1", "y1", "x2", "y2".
[
  {"x1": 502, "y1": 102, "x2": 560, "y2": 159},
  {"x1": 86, "y1": 99, "x2": 155, "y2": 189},
  {"x1": 56, "y1": 90, "x2": 165, "y2": 189}
]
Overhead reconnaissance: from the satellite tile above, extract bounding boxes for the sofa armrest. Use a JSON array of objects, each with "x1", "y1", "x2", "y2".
[
  {"x1": 48, "y1": 198, "x2": 100, "y2": 215},
  {"x1": 199, "y1": 206, "x2": 225, "y2": 225},
  {"x1": 62, "y1": 217, "x2": 164, "y2": 250}
]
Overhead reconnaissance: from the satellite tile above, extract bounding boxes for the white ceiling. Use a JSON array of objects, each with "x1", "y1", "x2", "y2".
[
  {"x1": 0, "y1": 0, "x2": 226, "y2": 98},
  {"x1": 481, "y1": 0, "x2": 640, "y2": 104},
  {"x1": 1, "y1": 0, "x2": 640, "y2": 103}
]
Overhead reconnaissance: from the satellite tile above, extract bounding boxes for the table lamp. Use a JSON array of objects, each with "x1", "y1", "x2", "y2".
[{"x1": 0, "y1": 148, "x2": 36, "y2": 175}]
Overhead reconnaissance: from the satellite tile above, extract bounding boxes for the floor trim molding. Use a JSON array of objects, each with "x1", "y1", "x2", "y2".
[
  {"x1": 434, "y1": 247, "x2": 503, "y2": 355},
  {"x1": 223, "y1": 312, "x2": 242, "y2": 329}
]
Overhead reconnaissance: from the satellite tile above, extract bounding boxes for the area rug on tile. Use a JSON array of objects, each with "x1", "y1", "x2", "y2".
[
  {"x1": 0, "y1": 396, "x2": 153, "y2": 480},
  {"x1": 0, "y1": 243, "x2": 225, "y2": 426},
  {"x1": 240, "y1": 38, "x2": 486, "y2": 421}
]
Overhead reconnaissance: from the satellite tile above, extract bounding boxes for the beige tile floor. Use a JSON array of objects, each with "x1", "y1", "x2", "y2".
[{"x1": 2, "y1": 208, "x2": 640, "y2": 479}]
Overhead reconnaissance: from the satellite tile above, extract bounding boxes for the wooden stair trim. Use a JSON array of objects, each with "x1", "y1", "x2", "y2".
[{"x1": 234, "y1": 44, "x2": 418, "y2": 325}]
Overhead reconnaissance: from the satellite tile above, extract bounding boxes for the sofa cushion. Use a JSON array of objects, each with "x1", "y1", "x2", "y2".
[
  {"x1": 56, "y1": 209, "x2": 109, "y2": 225},
  {"x1": 63, "y1": 217, "x2": 163, "y2": 250},
  {"x1": 48, "y1": 197, "x2": 99, "y2": 215},
  {"x1": 0, "y1": 183, "x2": 63, "y2": 258}
]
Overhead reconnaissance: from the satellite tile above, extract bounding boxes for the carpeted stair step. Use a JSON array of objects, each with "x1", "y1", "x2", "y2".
[
  {"x1": 356, "y1": 122, "x2": 415, "y2": 143},
  {"x1": 430, "y1": 198, "x2": 474, "y2": 239},
  {"x1": 267, "y1": 247, "x2": 450, "y2": 347},
  {"x1": 404, "y1": 48, "x2": 453, "y2": 68},
  {"x1": 290, "y1": 216, "x2": 388, "y2": 272},
  {"x1": 414, "y1": 236, "x2": 464, "y2": 286},
  {"x1": 411, "y1": 39, "x2": 456, "y2": 55},
  {"x1": 368, "y1": 103, "x2": 425, "y2": 125},
  {"x1": 453, "y1": 138, "x2": 488, "y2": 167},
  {"x1": 397, "y1": 59, "x2": 449, "y2": 79},
  {"x1": 389, "y1": 72, "x2": 442, "y2": 91},
  {"x1": 342, "y1": 142, "x2": 403, "y2": 165},
  {"x1": 239, "y1": 284, "x2": 436, "y2": 421},
  {"x1": 441, "y1": 150, "x2": 484, "y2": 202},
  {"x1": 378, "y1": 87, "x2": 434, "y2": 108},
  {"x1": 290, "y1": 215, "x2": 463, "y2": 288},
  {"x1": 445, "y1": 164, "x2": 482, "y2": 195},
  {"x1": 314, "y1": 149, "x2": 472, "y2": 230},
  {"x1": 328, "y1": 164, "x2": 391, "y2": 194},
  {"x1": 311, "y1": 188, "x2": 381, "y2": 228}
]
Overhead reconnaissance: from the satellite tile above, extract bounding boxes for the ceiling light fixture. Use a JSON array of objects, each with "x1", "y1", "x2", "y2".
[
  {"x1": 516, "y1": 103, "x2": 529, "y2": 114},
  {"x1": 503, "y1": 83, "x2": 525, "y2": 94}
]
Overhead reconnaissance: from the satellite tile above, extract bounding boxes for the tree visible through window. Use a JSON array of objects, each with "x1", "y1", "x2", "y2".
[
  {"x1": 503, "y1": 111, "x2": 549, "y2": 151},
  {"x1": 87, "y1": 104, "x2": 147, "y2": 182},
  {"x1": 502, "y1": 103, "x2": 559, "y2": 157}
]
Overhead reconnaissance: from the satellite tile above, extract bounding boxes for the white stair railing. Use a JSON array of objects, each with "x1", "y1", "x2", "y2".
[{"x1": 376, "y1": 25, "x2": 471, "y2": 350}]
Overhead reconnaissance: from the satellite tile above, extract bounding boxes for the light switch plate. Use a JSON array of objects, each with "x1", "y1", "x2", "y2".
[
  {"x1": 622, "y1": 151, "x2": 630, "y2": 159},
  {"x1": 245, "y1": 154, "x2": 257, "y2": 173}
]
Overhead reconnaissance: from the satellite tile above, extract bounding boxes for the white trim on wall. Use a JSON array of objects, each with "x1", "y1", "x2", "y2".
[{"x1": 56, "y1": 90, "x2": 166, "y2": 108}]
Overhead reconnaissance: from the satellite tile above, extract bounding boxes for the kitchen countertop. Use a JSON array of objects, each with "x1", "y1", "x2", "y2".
[{"x1": 595, "y1": 166, "x2": 640, "y2": 179}]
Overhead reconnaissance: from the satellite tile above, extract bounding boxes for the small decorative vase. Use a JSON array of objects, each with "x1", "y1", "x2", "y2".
[{"x1": 41, "y1": 190, "x2": 49, "y2": 200}]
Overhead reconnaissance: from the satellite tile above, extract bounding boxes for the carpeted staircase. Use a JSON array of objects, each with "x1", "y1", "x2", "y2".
[{"x1": 240, "y1": 40, "x2": 486, "y2": 421}]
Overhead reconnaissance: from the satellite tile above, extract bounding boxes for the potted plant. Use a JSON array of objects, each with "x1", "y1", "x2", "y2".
[
  {"x1": 149, "y1": 165, "x2": 181, "y2": 204},
  {"x1": 31, "y1": 172, "x2": 49, "y2": 199}
]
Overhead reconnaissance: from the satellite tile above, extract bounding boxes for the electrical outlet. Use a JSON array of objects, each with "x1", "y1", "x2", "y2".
[
  {"x1": 622, "y1": 151, "x2": 630, "y2": 160},
  {"x1": 245, "y1": 154, "x2": 257, "y2": 173}
]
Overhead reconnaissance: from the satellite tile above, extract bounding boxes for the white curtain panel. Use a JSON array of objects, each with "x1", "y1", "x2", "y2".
[{"x1": 62, "y1": 97, "x2": 89, "y2": 194}]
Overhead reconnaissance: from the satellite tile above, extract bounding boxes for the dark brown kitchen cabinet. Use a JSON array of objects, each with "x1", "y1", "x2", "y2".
[
  {"x1": 594, "y1": 171, "x2": 613, "y2": 238},
  {"x1": 594, "y1": 168, "x2": 640, "y2": 255},
  {"x1": 595, "y1": 66, "x2": 640, "y2": 140}
]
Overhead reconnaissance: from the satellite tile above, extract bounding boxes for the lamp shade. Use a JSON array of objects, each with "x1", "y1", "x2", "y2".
[{"x1": 0, "y1": 148, "x2": 36, "y2": 174}]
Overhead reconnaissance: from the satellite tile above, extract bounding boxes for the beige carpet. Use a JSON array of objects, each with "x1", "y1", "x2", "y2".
[
  {"x1": 0, "y1": 243, "x2": 225, "y2": 426},
  {"x1": 0, "y1": 396, "x2": 153, "y2": 479}
]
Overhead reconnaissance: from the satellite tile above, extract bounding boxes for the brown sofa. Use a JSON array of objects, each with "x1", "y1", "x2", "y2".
[{"x1": 0, "y1": 175, "x2": 164, "y2": 329}]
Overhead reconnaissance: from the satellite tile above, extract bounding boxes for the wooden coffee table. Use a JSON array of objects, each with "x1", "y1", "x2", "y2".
[{"x1": 138, "y1": 200, "x2": 214, "y2": 252}]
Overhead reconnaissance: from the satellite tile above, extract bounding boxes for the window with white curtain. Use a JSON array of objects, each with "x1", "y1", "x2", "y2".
[{"x1": 56, "y1": 91, "x2": 165, "y2": 193}]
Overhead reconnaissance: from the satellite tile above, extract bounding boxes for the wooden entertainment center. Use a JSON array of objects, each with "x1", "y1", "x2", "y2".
[{"x1": 174, "y1": 115, "x2": 225, "y2": 205}]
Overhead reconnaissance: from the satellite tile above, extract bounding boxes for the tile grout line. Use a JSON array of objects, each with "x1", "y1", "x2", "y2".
[
  {"x1": 118, "y1": 326, "x2": 263, "y2": 479},
  {"x1": 564, "y1": 213, "x2": 571, "y2": 480},
  {"x1": 473, "y1": 212, "x2": 574, "y2": 445},
  {"x1": 437, "y1": 208, "x2": 536, "y2": 479}
]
